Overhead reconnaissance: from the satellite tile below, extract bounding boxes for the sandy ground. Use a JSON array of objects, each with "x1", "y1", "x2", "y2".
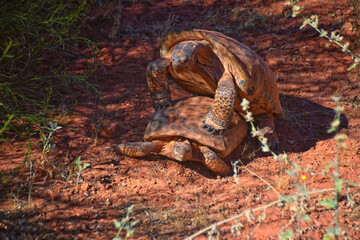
[{"x1": 1, "y1": 0, "x2": 360, "y2": 239}]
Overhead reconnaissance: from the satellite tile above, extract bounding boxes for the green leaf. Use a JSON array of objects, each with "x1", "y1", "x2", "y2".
[
  {"x1": 114, "y1": 219, "x2": 121, "y2": 229},
  {"x1": 323, "y1": 161, "x2": 334, "y2": 173},
  {"x1": 127, "y1": 204, "x2": 134, "y2": 213},
  {"x1": 81, "y1": 162, "x2": 91, "y2": 170},
  {"x1": 327, "y1": 126, "x2": 336, "y2": 133},
  {"x1": 334, "y1": 179, "x2": 343, "y2": 194},
  {"x1": 295, "y1": 182, "x2": 308, "y2": 195},
  {"x1": 281, "y1": 195, "x2": 295, "y2": 204},
  {"x1": 40, "y1": 132, "x2": 46, "y2": 141},
  {"x1": 74, "y1": 156, "x2": 81, "y2": 166},
  {"x1": 279, "y1": 229, "x2": 294, "y2": 240},
  {"x1": 113, "y1": 237, "x2": 122, "y2": 240},
  {"x1": 126, "y1": 229, "x2": 134, "y2": 237},
  {"x1": 323, "y1": 228, "x2": 337, "y2": 240},
  {"x1": 319, "y1": 198, "x2": 337, "y2": 209},
  {"x1": 286, "y1": 170, "x2": 297, "y2": 177},
  {"x1": 347, "y1": 60, "x2": 359, "y2": 71},
  {"x1": 54, "y1": 126, "x2": 62, "y2": 131},
  {"x1": 301, "y1": 214, "x2": 312, "y2": 222}
]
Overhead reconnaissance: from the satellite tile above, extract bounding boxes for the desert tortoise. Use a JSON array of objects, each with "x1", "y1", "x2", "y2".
[
  {"x1": 114, "y1": 96, "x2": 248, "y2": 175},
  {"x1": 146, "y1": 29, "x2": 283, "y2": 149}
]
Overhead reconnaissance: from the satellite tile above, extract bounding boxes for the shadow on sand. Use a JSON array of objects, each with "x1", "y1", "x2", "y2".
[{"x1": 179, "y1": 94, "x2": 348, "y2": 178}]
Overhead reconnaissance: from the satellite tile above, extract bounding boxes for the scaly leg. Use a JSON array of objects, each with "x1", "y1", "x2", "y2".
[
  {"x1": 202, "y1": 72, "x2": 236, "y2": 134},
  {"x1": 146, "y1": 58, "x2": 172, "y2": 110},
  {"x1": 113, "y1": 142, "x2": 162, "y2": 157},
  {"x1": 199, "y1": 146, "x2": 230, "y2": 176}
]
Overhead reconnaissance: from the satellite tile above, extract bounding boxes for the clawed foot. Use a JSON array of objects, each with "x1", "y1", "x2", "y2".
[
  {"x1": 153, "y1": 99, "x2": 172, "y2": 111},
  {"x1": 267, "y1": 133, "x2": 280, "y2": 151},
  {"x1": 256, "y1": 114, "x2": 280, "y2": 151},
  {"x1": 257, "y1": 127, "x2": 280, "y2": 151},
  {"x1": 201, "y1": 120, "x2": 224, "y2": 135}
]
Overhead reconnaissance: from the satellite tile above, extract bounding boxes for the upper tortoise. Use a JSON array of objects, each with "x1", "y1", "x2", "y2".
[{"x1": 146, "y1": 29, "x2": 283, "y2": 148}]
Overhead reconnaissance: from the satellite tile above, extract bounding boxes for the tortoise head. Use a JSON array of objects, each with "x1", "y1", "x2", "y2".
[
  {"x1": 172, "y1": 140, "x2": 192, "y2": 162},
  {"x1": 171, "y1": 41, "x2": 198, "y2": 73}
]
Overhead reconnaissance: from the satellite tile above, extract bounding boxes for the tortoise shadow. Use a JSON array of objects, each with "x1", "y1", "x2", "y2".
[{"x1": 182, "y1": 94, "x2": 348, "y2": 178}]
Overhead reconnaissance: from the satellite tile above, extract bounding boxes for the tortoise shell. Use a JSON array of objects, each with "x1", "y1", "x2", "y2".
[
  {"x1": 144, "y1": 96, "x2": 248, "y2": 157},
  {"x1": 159, "y1": 29, "x2": 283, "y2": 117}
]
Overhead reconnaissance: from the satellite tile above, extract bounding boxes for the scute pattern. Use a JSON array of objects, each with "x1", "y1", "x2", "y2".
[
  {"x1": 144, "y1": 96, "x2": 247, "y2": 157},
  {"x1": 114, "y1": 96, "x2": 248, "y2": 176},
  {"x1": 157, "y1": 29, "x2": 283, "y2": 116}
]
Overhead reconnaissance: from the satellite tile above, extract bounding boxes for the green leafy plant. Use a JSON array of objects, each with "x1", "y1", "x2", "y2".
[
  {"x1": 39, "y1": 122, "x2": 62, "y2": 158},
  {"x1": 70, "y1": 156, "x2": 91, "y2": 185},
  {"x1": 0, "y1": 0, "x2": 97, "y2": 137},
  {"x1": 113, "y1": 205, "x2": 137, "y2": 240}
]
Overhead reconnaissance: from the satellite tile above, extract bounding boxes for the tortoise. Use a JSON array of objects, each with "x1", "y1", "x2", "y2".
[
  {"x1": 146, "y1": 29, "x2": 283, "y2": 149},
  {"x1": 114, "y1": 96, "x2": 248, "y2": 175}
]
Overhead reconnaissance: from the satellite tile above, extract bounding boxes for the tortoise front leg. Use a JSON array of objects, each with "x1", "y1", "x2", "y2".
[
  {"x1": 113, "y1": 142, "x2": 162, "y2": 157},
  {"x1": 202, "y1": 72, "x2": 236, "y2": 134},
  {"x1": 146, "y1": 58, "x2": 172, "y2": 110},
  {"x1": 199, "y1": 146, "x2": 230, "y2": 176}
]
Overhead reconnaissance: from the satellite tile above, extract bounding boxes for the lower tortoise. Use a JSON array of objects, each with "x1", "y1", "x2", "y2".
[
  {"x1": 114, "y1": 96, "x2": 248, "y2": 175},
  {"x1": 146, "y1": 29, "x2": 283, "y2": 149}
]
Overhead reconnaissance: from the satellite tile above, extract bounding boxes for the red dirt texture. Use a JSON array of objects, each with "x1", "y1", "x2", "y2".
[{"x1": 1, "y1": 0, "x2": 360, "y2": 239}]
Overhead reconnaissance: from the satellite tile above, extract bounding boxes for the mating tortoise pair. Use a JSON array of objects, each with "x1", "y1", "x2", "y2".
[{"x1": 114, "y1": 29, "x2": 283, "y2": 175}]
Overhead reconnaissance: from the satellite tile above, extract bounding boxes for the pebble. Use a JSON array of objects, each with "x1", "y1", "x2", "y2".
[
  {"x1": 287, "y1": 139, "x2": 295, "y2": 145},
  {"x1": 100, "y1": 121, "x2": 125, "y2": 138}
]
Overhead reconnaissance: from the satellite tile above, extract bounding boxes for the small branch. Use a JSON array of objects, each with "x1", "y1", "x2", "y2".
[
  {"x1": 185, "y1": 188, "x2": 336, "y2": 239},
  {"x1": 237, "y1": 158, "x2": 281, "y2": 197},
  {"x1": 185, "y1": 199, "x2": 281, "y2": 240}
]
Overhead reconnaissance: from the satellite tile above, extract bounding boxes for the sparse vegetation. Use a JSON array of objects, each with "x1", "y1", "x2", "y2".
[
  {"x1": 0, "y1": 0, "x2": 97, "y2": 184},
  {"x1": 113, "y1": 205, "x2": 137, "y2": 240},
  {"x1": 188, "y1": 2, "x2": 360, "y2": 239},
  {"x1": 289, "y1": 0, "x2": 360, "y2": 71},
  {"x1": 1, "y1": 0, "x2": 360, "y2": 239},
  {"x1": 0, "y1": 0, "x2": 96, "y2": 138},
  {"x1": 187, "y1": 97, "x2": 359, "y2": 239}
]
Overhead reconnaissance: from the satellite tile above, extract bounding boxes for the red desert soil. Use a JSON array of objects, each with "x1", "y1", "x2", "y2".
[{"x1": 1, "y1": 0, "x2": 360, "y2": 239}]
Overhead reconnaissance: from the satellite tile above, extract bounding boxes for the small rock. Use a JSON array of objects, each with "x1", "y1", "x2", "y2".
[
  {"x1": 287, "y1": 139, "x2": 295, "y2": 145},
  {"x1": 105, "y1": 198, "x2": 112, "y2": 207},
  {"x1": 100, "y1": 121, "x2": 125, "y2": 138},
  {"x1": 341, "y1": 22, "x2": 355, "y2": 36},
  {"x1": 81, "y1": 182, "x2": 90, "y2": 192}
]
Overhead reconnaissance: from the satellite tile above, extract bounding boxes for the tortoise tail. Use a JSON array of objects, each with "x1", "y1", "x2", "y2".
[{"x1": 113, "y1": 142, "x2": 160, "y2": 157}]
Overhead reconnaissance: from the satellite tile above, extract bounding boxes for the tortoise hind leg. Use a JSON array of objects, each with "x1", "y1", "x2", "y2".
[
  {"x1": 199, "y1": 146, "x2": 230, "y2": 176},
  {"x1": 113, "y1": 142, "x2": 162, "y2": 157}
]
